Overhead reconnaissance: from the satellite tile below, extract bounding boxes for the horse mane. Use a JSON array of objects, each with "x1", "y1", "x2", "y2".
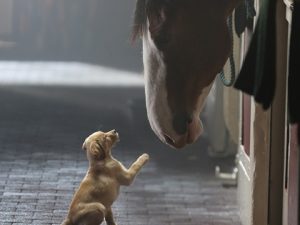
[{"x1": 132, "y1": 0, "x2": 147, "y2": 42}]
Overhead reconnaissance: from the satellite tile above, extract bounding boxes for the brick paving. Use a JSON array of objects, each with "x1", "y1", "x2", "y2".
[{"x1": 0, "y1": 62, "x2": 241, "y2": 225}]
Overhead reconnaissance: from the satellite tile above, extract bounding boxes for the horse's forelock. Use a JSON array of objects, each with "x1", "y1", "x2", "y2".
[{"x1": 132, "y1": 0, "x2": 147, "y2": 42}]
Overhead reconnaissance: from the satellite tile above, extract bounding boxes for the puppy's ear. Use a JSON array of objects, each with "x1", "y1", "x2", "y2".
[{"x1": 88, "y1": 141, "x2": 105, "y2": 160}]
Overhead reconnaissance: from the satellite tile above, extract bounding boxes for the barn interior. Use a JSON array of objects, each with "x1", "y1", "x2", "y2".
[{"x1": 0, "y1": 1, "x2": 279, "y2": 225}]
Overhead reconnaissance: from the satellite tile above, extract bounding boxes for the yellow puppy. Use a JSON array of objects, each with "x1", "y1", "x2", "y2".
[{"x1": 61, "y1": 130, "x2": 149, "y2": 225}]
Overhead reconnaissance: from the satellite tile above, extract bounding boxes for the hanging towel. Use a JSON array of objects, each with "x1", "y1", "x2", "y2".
[
  {"x1": 234, "y1": 0, "x2": 276, "y2": 110},
  {"x1": 288, "y1": 2, "x2": 300, "y2": 144}
]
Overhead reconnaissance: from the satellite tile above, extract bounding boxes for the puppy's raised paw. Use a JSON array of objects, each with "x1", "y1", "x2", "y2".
[{"x1": 139, "y1": 153, "x2": 150, "y2": 164}]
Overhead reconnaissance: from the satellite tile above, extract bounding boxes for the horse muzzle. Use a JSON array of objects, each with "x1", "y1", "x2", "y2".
[{"x1": 162, "y1": 116, "x2": 203, "y2": 149}]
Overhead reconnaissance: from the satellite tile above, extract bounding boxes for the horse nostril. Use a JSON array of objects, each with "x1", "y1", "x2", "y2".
[
  {"x1": 172, "y1": 113, "x2": 193, "y2": 135},
  {"x1": 163, "y1": 134, "x2": 175, "y2": 145}
]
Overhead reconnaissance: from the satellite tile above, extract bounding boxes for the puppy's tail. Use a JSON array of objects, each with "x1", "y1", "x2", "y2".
[{"x1": 61, "y1": 218, "x2": 73, "y2": 225}]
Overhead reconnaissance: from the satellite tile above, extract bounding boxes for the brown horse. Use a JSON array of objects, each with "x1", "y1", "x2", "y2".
[{"x1": 133, "y1": 0, "x2": 241, "y2": 148}]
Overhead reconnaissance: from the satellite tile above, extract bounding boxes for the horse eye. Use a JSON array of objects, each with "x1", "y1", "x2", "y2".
[{"x1": 154, "y1": 34, "x2": 170, "y2": 49}]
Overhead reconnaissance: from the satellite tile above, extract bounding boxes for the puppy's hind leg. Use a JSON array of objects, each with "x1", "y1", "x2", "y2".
[{"x1": 73, "y1": 203, "x2": 106, "y2": 225}]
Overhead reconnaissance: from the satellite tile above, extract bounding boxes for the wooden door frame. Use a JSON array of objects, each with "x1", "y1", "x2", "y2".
[
  {"x1": 237, "y1": 1, "x2": 289, "y2": 224},
  {"x1": 282, "y1": 0, "x2": 299, "y2": 224}
]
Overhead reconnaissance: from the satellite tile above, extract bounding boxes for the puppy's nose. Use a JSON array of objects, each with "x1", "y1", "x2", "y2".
[
  {"x1": 111, "y1": 129, "x2": 117, "y2": 134},
  {"x1": 172, "y1": 113, "x2": 192, "y2": 135}
]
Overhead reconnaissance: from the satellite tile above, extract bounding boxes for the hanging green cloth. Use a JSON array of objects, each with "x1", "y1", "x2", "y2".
[{"x1": 234, "y1": 0, "x2": 276, "y2": 110}]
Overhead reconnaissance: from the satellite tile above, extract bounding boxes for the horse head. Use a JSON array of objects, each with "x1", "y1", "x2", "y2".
[{"x1": 133, "y1": 0, "x2": 240, "y2": 148}]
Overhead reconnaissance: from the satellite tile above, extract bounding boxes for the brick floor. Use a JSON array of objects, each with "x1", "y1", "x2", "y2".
[{"x1": 0, "y1": 62, "x2": 241, "y2": 225}]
